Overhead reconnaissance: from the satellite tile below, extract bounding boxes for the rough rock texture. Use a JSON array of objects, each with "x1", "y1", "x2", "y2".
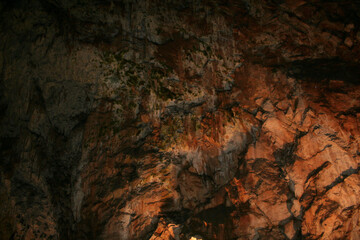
[{"x1": 1, "y1": 0, "x2": 360, "y2": 239}]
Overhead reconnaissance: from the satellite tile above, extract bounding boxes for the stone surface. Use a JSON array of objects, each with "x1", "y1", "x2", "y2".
[{"x1": 0, "y1": 0, "x2": 360, "y2": 239}]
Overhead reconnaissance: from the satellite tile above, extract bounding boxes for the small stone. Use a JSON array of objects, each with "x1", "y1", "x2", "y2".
[
  {"x1": 285, "y1": 107, "x2": 294, "y2": 120},
  {"x1": 276, "y1": 100, "x2": 290, "y2": 111},
  {"x1": 291, "y1": 200, "x2": 301, "y2": 218},
  {"x1": 255, "y1": 111, "x2": 263, "y2": 121},
  {"x1": 255, "y1": 98, "x2": 263, "y2": 106},
  {"x1": 284, "y1": 221, "x2": 296, "y2": 240},
  {"x1": 188, "y1": 166, "x2": 197, "y2": 174},
  {"x1": 263, "y1": 100, "x2": 274, "y2": 112},
  {"x1": 344, "y1": 23, "x2": 354, "y2": 32},
  {"x1": 344, "y1": 37, "x2": 353, "y2": 48}
]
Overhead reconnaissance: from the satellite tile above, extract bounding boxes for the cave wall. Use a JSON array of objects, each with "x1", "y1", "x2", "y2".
[{"x1": 0, "y1": 0, "x2": 360, "y2": 239}]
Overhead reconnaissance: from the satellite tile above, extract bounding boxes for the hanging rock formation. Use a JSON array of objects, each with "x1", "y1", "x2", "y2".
[{"x1": 0, "y1": 0, "x2": 359, "y2": 239}]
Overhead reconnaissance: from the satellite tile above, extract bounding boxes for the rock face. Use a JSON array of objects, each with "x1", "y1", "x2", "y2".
[{"x1": 1, "y1": 0, "x2": 360, "y2": 239}]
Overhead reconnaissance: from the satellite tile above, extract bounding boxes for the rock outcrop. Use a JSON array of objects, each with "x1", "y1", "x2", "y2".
[{"x1": 0, "y1": 0, "x2": 359, "y2": 239}]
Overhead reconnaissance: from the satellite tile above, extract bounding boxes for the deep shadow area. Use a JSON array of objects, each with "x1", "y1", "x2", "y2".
[
  {"x1": 195, "y1": 204, "x2": 234, "y2": 225},
  {"x1": 285, "y1": 58, "x2": 360, "y2": 84},
  {"x1": 182, "y1": 205, "x2": 235, "y2": 240}
]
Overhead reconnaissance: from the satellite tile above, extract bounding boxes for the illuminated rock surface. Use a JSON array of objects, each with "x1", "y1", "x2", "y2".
[{"x1": 0, "y1": 0, "x2": 359, "y2": 239}]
